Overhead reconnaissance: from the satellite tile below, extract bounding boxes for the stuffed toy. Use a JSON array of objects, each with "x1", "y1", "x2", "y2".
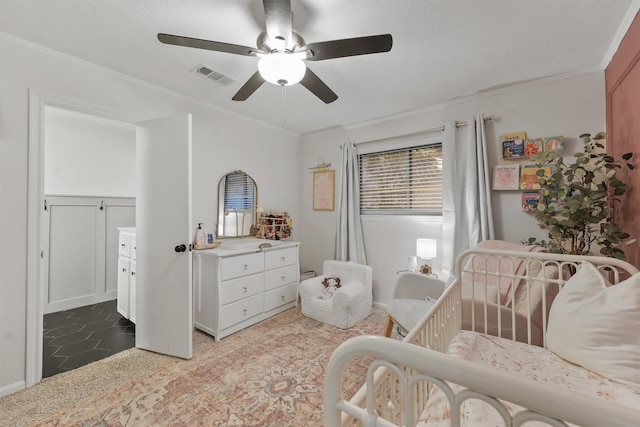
[{"x1": 317, "y1": 276, "x2": 341, "y2": 299}]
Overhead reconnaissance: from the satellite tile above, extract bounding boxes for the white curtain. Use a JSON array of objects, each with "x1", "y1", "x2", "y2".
[
  {"x1": 441, "y1": 115, "x2": 494, "y2": 281},
  {"x1": 335, "y1": 142, "x2": 367, "y2": 264}
]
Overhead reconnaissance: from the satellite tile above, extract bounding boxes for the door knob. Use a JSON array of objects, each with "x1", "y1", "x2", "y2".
[{"x1": 174, "y1": 244, "x2": 187, "y2": 253}]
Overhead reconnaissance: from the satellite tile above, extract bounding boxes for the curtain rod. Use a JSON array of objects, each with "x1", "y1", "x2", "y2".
[{"x1": 352, "y1": 115, "x2": 496, "y2": 146}]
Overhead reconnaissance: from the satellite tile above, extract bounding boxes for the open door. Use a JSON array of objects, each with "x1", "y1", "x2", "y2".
[{"x1": 135, "y1": 114, "x2": 193, "y2": 358}]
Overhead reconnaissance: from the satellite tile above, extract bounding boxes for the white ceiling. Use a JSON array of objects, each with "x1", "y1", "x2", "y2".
[{"x1": 0, "y1": 0, "x2": 636, "y2": 135}]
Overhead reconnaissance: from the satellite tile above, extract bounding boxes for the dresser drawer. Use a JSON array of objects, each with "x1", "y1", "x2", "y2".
[
  {"x1": 265, "y1": 247, "x2": 297, "y2": 270},
  {"x1": 220, "y1": 252, "x2": 264, "y2": 281},
  {"x1": 220, "y1": 294, "x2": 263, "y2": 330},
  {"x1": 264, "y1": 283, "x2": 297, "y2": 311},
  {"x1": 219, "y1": 273, "x2": 263, "y2": 305},
  {"x1": 118, "y1": 233, "x2": 131, "y2": 257},
  {"x1": 264, "y1": 264, "x2": 298, "y2": 292}
]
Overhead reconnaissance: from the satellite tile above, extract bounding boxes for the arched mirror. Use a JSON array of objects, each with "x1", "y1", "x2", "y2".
[{"x1": 217, "y1": 170, "x2": 257, "y2": 238}]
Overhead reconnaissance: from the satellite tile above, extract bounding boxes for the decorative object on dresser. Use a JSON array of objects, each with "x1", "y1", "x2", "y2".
[
  {"x1": 116, "y1": 227, "x2": 136, "y2": 323},
  {"x1": 193, "y1": 241, "x2": 300, "y2": 341},
  {"x1": 255, "y1": 210, "x2": 292, "y2": 240},
  {"x1": 299, "y1": 260, "x2": 373, "y2": 329}
]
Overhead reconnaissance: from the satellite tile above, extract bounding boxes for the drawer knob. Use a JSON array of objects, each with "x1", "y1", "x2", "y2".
[
  {"x1": 281, "y1": 276, "x2": 286, "y2": 281},
  {"x1": 121, "y1": 243, "x2": 126, "y2": 247},
  {"x1": 242, "y1": 308, "x2": 247, "y2": 315},
  {"x1": 122, "y1": 268, "x2": 127, "y2": 272},
  {"x1": 281, "y1": 295, "x2": 285, "y2": 300},
  {"x1": 243, "y1": 264, "x2": 248, "y2": 270},
  {"x1": 243, "y1": 286, "x2": 248, "y2": 292},
  {"x1": 131, "y1": 271, "x2": 135, "y2": 276},
  {"x1": 280, "y1": 256, "x2": 286, "y2": 261}
]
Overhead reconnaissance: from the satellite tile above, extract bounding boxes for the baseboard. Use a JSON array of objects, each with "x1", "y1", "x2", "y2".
[
  {"x1": 44, "y1": 292, "x2": 117, "y2": 315},
  {"x1": 0, "y1": 380, "x2": 25, "y2": 397}
]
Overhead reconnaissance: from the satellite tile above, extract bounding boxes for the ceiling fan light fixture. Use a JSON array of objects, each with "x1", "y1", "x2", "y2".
[{"x1": 258, "y1": 52, "x2": 306, "y2": 86}]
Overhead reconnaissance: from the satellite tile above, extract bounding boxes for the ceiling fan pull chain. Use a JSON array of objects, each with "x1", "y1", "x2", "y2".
[{"x1": 281, "y1": 84, "x2": 286, "y2": 105}]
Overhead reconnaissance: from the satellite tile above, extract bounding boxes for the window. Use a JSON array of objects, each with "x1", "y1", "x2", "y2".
[
  {"x1": 223, "y1": 172, "x2": 255, "y2": 210},
  {"x1": 359, "y1": 143, "x2": 443, "y2": 214}
]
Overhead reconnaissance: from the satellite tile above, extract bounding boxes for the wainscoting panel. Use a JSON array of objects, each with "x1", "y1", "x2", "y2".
[{"x1": 43, "y1": 196, "x2": 135, "y2": 314}]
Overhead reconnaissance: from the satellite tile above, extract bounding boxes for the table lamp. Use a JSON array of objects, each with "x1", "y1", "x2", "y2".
[{"x1": 416, "y1": 238, "x2": 437, "y2": 275}]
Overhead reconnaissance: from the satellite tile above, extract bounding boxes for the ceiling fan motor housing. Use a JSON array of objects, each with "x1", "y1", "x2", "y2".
[{"x1": 257, "y1": 30, "x2": 305, "y2": 53}]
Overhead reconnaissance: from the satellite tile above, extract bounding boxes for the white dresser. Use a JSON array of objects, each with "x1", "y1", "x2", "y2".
[
  {"x1": 193, "y1": 241, "x2": 300, "y2": 341},
  {"x1": 116, "y1": 227, "x2": 136, "y2": 323}
]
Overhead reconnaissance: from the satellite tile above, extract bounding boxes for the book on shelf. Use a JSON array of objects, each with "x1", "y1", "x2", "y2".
[
  {"x1": 519, "y1": 164, "x2": 552, "y2": 190},
  {"x1": 501, "y1": 131, "x2": 527, "y2": 159},
  {"x1": 524, "y1": 138, "x2": 543, "y2": 157},
  {"x1": 492, "y1": 164, "x2": 520, "y2": 190},
  {"x1": 522, "y1": 192, "x2": 545, "y2": 212},
  {"x1": 543, "y1": 136, "x2": 564, "y2": 156}
]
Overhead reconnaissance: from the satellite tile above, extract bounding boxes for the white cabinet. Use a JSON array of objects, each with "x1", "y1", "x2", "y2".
[
  {"x1": 116, "y1": 227, "x2": 136, "y2": 323},
  {"x1": 194, "y1": 242, "x2": 300, "y2": 341}
]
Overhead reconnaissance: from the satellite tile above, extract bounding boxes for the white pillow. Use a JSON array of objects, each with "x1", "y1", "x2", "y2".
[{"x1": 546, "y1": 262, "x2": 640, "y2": 387}]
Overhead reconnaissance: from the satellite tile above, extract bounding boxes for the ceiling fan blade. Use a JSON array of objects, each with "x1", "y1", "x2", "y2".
[
  {"x1": 305, "y1": 34, "x2": 393, "y2": 61},
  {"x1": 263, "y1": 0, "x2": 293, "y2": 47},
  {"x1": 300, "y1": 68, "x2": 338, "y2": 104},
  {"x1": 232, "y1": 71, "x2": 266, "y2": 101},
  {"x1": 158, "y1": 33, "x2": 258, "y2": 57}
]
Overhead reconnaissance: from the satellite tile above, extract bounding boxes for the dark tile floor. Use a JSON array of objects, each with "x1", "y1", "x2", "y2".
[{"x1": 42, "y1": 299, "x2": 135, "y2": 378}]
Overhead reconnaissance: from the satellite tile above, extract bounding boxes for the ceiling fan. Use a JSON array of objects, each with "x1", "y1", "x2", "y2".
[{"x1": 157, "y1": 0, "x2": 392, "y2": 104}]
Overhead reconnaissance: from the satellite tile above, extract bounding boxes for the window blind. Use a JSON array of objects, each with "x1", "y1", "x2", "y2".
[
  {"x1": 359, "y1": 143, "x2": 443, "y2": 214},
  {"x1": 223, "y1": 172, "x2": 254, "y2": 210}
]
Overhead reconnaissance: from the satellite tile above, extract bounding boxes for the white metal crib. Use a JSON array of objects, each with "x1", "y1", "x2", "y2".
[{"x1": 324, "y1": 249, "x2": 640, "y2": 427}]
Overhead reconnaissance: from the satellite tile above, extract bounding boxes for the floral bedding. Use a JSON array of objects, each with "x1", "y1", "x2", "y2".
[{"x1": 417, "y1": 330, "x2": 640, "y2": 427}]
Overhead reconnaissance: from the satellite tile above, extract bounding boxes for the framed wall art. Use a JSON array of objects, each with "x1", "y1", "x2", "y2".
[{"x1": 313, "y1": 169, "x2": 335, "y2": 211}]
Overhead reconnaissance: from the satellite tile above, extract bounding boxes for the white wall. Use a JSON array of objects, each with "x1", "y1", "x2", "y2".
[
  {"x1": 44, "y1": 106, "x2": 136, "y2": 197},
  {"x1": 299, "y1": 71, "x2": 606, "y2": 304},
  {"x1": 0, "y1": 35, "x2": 300, "y2": 395}
]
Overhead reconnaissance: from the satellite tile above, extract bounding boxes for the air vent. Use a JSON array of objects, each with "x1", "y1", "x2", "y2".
[{"x1": 191, "y1": 64, "x2": 237, "y2": 86}]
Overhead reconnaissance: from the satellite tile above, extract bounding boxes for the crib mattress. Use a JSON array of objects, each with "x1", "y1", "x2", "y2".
[{"x1": 417, "y1": 330, "x2": 640, "y2": 427}]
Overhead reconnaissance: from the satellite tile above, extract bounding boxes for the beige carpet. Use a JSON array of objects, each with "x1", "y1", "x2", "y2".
[{"x1": 1, "y1": 306, "x2": 385, "y2": 426}]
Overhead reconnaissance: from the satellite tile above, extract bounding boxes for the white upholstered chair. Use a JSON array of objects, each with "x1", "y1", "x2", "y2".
[
  {"x1": 383, "y1": 272, "x2": 446, "y2": 337},
  {"x1": 299, "y1": 260, "x2": 373, "y2": 329}
]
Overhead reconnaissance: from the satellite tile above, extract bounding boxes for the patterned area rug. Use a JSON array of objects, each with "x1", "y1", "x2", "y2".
[{"x1": 32, "y1": 307, "x2": 385, "y2": 426}]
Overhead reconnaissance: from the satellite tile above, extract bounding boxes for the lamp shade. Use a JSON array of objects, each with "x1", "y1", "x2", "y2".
[
  {"x1": 416, "y1": 238, "x2": 437, "y2": 259},
  {"x1": 258, "y1": 53, "x2": 306, "y2": 86}
]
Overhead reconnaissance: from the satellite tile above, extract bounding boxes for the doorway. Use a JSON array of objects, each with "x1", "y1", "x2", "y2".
[
  {"x1": 27, "y1": 92, "x2": 194, "y2": 388},
  {"x1": 42, "y1": 105, "x2": 137, "y2": 377},
  {"x1": 26, "y1": 92, "x2": 140, "y2": 386}
]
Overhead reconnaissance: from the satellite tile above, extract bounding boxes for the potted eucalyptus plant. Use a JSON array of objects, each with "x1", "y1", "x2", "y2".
[{"x1": 525, "y1": 132, "x2": 635, "y2": 260}]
